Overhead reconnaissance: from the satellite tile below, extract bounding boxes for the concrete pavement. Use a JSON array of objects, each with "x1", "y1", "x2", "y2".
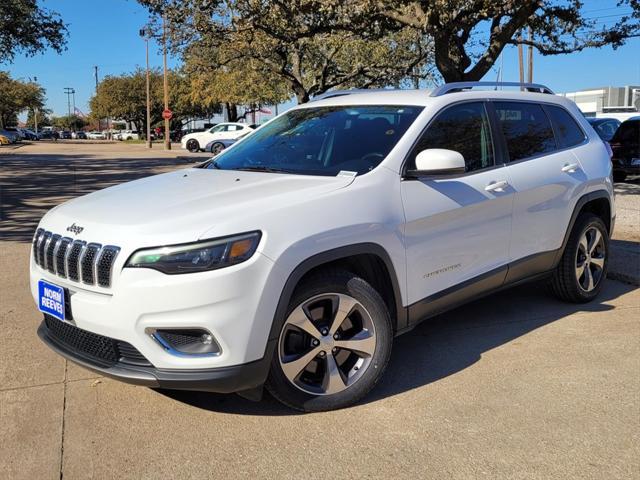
[{"x1": 1, "y1": 142, "x2": 639, "y2": 479}]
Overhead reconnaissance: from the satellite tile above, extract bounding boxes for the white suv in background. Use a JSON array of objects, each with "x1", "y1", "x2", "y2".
[
  {"x1": 180, "y1": 122, "x2": 254, "y2": 152},
  {"x1": 32, "y1": 82, "x2": 615, "y2": 412}
]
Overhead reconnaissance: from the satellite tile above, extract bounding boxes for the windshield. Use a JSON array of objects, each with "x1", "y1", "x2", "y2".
[{"x1": 205, "y1": 105, "x2": 423, "y2": 176}]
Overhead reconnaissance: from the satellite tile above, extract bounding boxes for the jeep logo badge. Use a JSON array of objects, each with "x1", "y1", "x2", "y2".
[{"x1": 66, "y1": 223, "x2": 84, "y2": 235}]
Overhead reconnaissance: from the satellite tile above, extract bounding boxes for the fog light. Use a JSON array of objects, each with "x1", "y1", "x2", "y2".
[{"x1": 148, "y1": 328, "x2": 221, "y2": 356}]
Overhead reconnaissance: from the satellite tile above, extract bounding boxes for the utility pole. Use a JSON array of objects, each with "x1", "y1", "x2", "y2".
[
  {"x1": 527, "y1": 27, "x2": 534, "y2": 83},
  {"x1": 517, "y1": 31, "x2": 524, "y2": 90},
  {"x1": 64, "y1": 87, "x2": 74, "y2": 118},
  {"x1": 162, "y1": 14, "x2": 171, "y2": 150},
  {"x1": 94, "y1": 66, "x2": 100, "y2": 131},
  {"x1": 140, "y1": 28, "x2": 152, "y2": 148},
  {"x1": 34, "y1": 107, "x2": 38, "y2": 134}
]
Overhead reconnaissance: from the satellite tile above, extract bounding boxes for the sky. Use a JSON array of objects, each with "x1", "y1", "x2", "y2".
[{"x1": 3, "y1": 0, "x2": 639, "y2": 118}]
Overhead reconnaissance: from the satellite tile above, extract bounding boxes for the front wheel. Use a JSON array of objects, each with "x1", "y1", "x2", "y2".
[
  {"x1": 186, "y1": 139, "x2": 200, "y2": 152},
  {"x1": 550, "y1": 213, "x2": 609, "y2": 303},
  {"x1": 266, "y1": 270, "x2": 393, "y2": 412}
]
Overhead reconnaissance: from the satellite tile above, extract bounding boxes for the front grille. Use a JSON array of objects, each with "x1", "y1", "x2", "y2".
[
  {"x1": 33, "y1": 229, "x2": 120, "y2": 288},
  {"x1": 44, "y1": 315, "x2": 152, "y2": 367}
]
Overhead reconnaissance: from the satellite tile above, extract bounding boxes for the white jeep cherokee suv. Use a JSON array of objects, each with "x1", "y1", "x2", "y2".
[{"x1": 32, "y1": 82, "x2": 615, "y2": 412}]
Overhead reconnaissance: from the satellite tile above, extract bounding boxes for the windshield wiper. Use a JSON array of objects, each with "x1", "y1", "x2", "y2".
[{"x1": 232, "y1": 166, "x2": 293, "y2": 174}]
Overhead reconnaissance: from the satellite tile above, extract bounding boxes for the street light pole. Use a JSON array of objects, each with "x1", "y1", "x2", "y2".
[
  {"x1": 64, "y1": 87, "x2": 73, "y2": 118},
  {"x1": 140, "y1": 28, "x2": 152, "y2": 149},
  {"x1": 162, "y1": 14, "x2": 171, "y2": 150}
]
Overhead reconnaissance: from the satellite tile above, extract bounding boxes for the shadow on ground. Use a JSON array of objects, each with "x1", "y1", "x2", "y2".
[
  {"x1": 0, "y1": 153, "x2": 194, "y2": 242},
  {"x1": 158, "y1": 279, "x2": 637, "y2": 416}
]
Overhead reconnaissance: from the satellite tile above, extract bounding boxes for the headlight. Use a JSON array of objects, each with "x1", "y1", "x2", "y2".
[{"x1": 125, "y1": 231, "x2": 261, "y2": 274}]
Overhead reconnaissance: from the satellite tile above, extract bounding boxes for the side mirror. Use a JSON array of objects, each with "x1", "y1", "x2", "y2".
[{"x1": 408, "y1": 148, "x2": 466, "y2": 176}]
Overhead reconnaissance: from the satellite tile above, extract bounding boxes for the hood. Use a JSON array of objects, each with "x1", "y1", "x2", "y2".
[{"x1": 40, "y1": 168, "x2": 355, "y2": 246}]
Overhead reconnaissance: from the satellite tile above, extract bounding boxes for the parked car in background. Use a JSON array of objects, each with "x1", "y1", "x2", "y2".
[
  {"x1": 180, "y1": 123, "x2": 254, "y2": 152},
  {"x1": 0, "y1": 134, "x2": 10, "y2": 145},
  {"x1": 21, "y1": 128, "x2": 40, "y2": 140},
  {"x1": 0, "y1": 128, "x2": 20, "y2": 143},
  {"x1": 115, "y1": 130, "x2": 140, "y2": 141},
  {"x1": 586, "y1": 118, "x2": 621, "y2": 142},
  {"x1": 40, "y1": 130, "x2": 58, "y2": 140},
  {"x1": 5, "y1": 127, "x2": 25, "y2": 140},
  {"x1": 60, "y1": 131, "x2": 72, "y2": 139},
  {"x1": 73, "y1": 131, "x2": 87, "y2": 140},
  {"x1": 87, "y1": 131, "x2": 106, "y2": 140},
  {"x1": 609, "y1": 116, "x2": 640, "y2": 182},
  {"x1": 204, "y1": 131, "x2": 253, "y2": 155}
]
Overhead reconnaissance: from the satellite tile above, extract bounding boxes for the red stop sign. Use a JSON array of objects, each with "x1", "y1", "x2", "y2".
[{"x1": 162, "y1": 109, "x2": 173, "y2": 120}]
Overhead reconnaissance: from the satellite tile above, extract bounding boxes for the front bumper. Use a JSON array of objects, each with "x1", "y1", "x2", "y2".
[{"x1": 38, "y1": 319, "x2": 274, "y2": 393}]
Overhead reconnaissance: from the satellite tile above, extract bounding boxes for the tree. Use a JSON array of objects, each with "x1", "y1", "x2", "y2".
[
  {"x1": 140, "y1": 0, "x2": 434, "y2": 103},
  {"x1": 369, "y1": 0, "x2": 640, "y2": 82},
  {"x1": 89, "y1": 68, "x2": 218, "y2": 135},
  {"x1": 25, "y1": 107, "x2": 52, "y2": 130},
  {"x1": 0, "y1": 0, "x2": 68, "y2": 63},
  {"x1": 50, "y1": 115, "x2": 87, "y2": 131},
  {"x1": 0, "y1": 71, "x2": 46, "y2": 128}
]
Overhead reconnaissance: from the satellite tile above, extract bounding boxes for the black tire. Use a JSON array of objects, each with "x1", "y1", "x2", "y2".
[
  {"x1": 550, "y1": 213, "x2": 609, "y2": 303},
  {"x1": 266, "y1": 269, "x2": 393, "y2": 412},
  {"x1": 210, "y1": 142, "x2": 225, "y2": 155},
  {"x1": 613, "y1": 171, "x2": 627, "y2": 183},
  {"x1": 186, "y1": 139, "x2": 200, "y2": 152}
]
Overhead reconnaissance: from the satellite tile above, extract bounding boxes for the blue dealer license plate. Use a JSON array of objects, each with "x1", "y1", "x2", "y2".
[{"x1": 38, "y1": 279, "x2": 65, "y2": 321}]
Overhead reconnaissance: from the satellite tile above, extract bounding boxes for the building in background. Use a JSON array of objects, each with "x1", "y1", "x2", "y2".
[{"x1": 559, "y1": 85, "x2": 640, "y2": 121}]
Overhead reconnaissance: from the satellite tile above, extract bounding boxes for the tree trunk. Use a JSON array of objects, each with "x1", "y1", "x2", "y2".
[{"x1": 225, "y1": 103, "x2": 239, "y2": 122}]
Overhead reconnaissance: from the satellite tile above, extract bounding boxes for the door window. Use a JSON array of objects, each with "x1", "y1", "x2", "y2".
[
  {"x1": 494, "y1": 102, "x2": 556, "y2": 161},
  {"x1": 545, "y1": 106, "x2": 585, "y2": 148},
  {"x1": 412, "y1": 102, "x2": 494, "y2": 172}
]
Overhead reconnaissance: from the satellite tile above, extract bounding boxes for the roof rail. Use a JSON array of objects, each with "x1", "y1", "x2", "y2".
[
  {"x1": 430, "y1": 82, "x2": 554, "y2": 96},
  {"x1": 310, "y1": 88, "x2": 392, "y2": 102}
]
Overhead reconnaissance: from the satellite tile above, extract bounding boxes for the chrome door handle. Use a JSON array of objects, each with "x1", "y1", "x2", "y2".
[
  {"x1": 485, "y1": 180, "x2": 509, "y2": 192},
  {"x1": 561, "y1": 163, "x2": 580, "y2": 173}
]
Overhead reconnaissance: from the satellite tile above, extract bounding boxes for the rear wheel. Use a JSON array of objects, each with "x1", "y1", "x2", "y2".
[
  {"x1": 210, "y1": 142, "x2": 225, "y2": 155},
  {"x1": 266, "y1": 270, "x2": 392, "y2": 412},
  {"x1": 550, "y1": 213, "x2": 608, "y2": 303},
  {"x1": 186, "y1": 139, "x2": 200, "y2": 152}
]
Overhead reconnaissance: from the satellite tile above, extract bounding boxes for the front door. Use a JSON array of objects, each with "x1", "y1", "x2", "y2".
[{"x1": 401, "y1": 101, "x2": 514, "y2": 316}]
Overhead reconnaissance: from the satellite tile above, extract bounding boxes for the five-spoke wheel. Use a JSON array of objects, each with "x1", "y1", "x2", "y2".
[
  {"x1": 575, "y1": 226, "x2": 606, "y2": 292},
  {"x1": 267, "y1": 270, "x2": 392, "y2": 411}
]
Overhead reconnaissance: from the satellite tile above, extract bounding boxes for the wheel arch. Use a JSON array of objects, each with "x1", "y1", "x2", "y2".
[
  {"x1": 555, "y1": 190, "x2": 613, "y2": 266},
  {"x1": 267, "y1": 243, "x2": 407, "y2": 345}
]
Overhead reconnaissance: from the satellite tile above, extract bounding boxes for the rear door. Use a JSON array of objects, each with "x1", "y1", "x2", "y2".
[
  {"x1": 495, "y1": 101, "x2": 587, "y2": 271},
  {"x1": 401, "y1": 101, "x2": 514, "y2": 308}
]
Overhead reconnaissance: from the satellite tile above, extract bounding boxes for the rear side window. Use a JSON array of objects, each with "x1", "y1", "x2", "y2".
[
  {"x1": 546, "y1": 106, "x2": 585, "y2": 148},
  {"x1": 613, "y1": 121, "x2": 640, "y2": 143},
  {"x1": 413, "y1": 102, "x2": 494, "y2": 172},
  {"x1": 494, "y1": 102, "x2": 556, "y2": 161}
]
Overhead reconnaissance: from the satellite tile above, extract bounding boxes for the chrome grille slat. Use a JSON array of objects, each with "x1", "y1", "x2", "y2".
[
  {"x1": 33, "y1": 230, "x2": 119, "y2": 289},
  {"x1": 46, "y1": 234, "x2": 61, "y2": 273}
]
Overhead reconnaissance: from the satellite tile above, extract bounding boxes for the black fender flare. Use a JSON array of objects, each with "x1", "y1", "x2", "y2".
[
  {"x1": 262, "y1": 243, "x2": 407, "y2": 365},
  {"x1": 553, "y1": 189, "x2": 612, "y2": 266}
]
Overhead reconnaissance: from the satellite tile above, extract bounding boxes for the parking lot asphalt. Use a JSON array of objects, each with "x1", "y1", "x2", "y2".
[{"x1": 1, "y1": 142, "x2": 639, "y2": 479}]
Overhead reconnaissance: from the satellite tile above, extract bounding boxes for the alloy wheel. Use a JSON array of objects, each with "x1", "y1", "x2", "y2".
[
  {"x1": 575, "y1": 226, "x2": 606, "y2": 292},
  {"x1": 278, "y1": 293, "x2": 377, "y2": 396}
]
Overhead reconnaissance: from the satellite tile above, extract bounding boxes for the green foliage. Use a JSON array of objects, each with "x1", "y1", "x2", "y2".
[
  {"x1": 50, "y1": 115, "x2": 87, "y2": 131},
  {"x1": 140, "y1": 0, "x2": 433, "y2": 103},
  {"x1": 25, "y1": 107, "x2": 52, "y2": 129},
  {"x1": 0, "y1": 71, "x2": 46, "y2": 128},
  {"x1": 89, "y1": 68, "x2": 220, "y2": 133},
  {"x1": 0, "y1": 0, "x2": 68, "y2": 63}
]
